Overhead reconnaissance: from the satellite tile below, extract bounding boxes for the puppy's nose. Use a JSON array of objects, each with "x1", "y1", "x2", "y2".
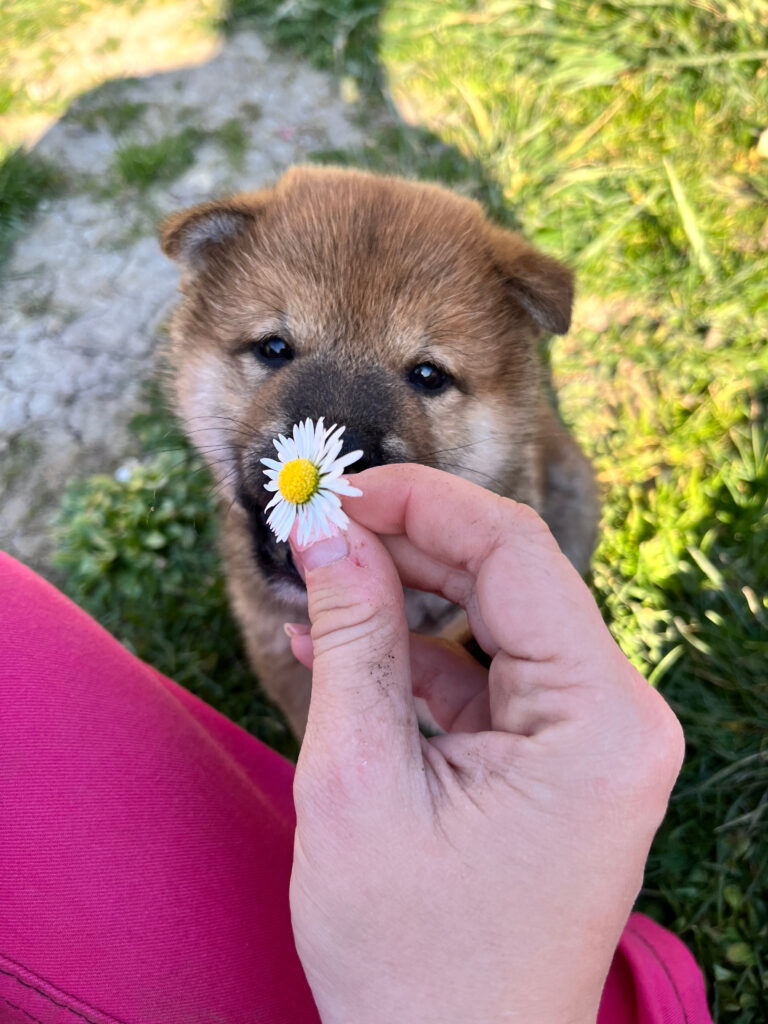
[{"x1": 340, "y1": 429, "x2": 383, "y2": 474}]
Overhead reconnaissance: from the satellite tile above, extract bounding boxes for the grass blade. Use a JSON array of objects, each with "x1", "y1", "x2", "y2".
[{"x1": 663, "y1": 157, "x2": 716, "y2": 281}]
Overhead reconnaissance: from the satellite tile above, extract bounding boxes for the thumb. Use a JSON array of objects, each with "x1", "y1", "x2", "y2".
[{"x1": 290, "y1": 519, "x2": 421, "y2": 771}]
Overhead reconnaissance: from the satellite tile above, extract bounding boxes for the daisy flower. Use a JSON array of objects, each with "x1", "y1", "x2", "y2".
[{"x1": 261, "y1": 417, "x2": 363, "y2": 545}]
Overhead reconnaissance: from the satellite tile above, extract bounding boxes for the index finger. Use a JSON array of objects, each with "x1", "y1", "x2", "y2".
[{"x1": 344, "y1": 464, "x2": 607, "y2": 664}]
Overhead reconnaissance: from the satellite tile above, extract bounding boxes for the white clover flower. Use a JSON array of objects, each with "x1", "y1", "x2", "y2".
[{"x1": 261, "y1": 417, "x2": 363, "y2": 545}]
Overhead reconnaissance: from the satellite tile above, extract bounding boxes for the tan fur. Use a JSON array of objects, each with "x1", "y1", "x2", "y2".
[{"x1": 160, "y1": 166, "x2": 598, "y2": 737}]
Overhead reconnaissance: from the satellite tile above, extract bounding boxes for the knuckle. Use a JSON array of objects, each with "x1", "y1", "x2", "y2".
[
  {"x1": 607, "y1": 689, "x2": 686, "y2": 815},
  {"x1": 503, "y1": 496, "x2": 555, "y2": 544},
  {"x1": 643, "y1": 689, "x2": 686, "y2": 785},
  {"x1": 490, "y1": 495, "x2": 565, "y2": 573},
  {"x1": 311, "y1": 592, "x2": 402, "y2": 661}
]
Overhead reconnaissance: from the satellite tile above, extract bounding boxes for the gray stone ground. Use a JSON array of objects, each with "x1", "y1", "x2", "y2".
[{"x1": 0, "y1": 30, "x2": 365, "y2": 566}]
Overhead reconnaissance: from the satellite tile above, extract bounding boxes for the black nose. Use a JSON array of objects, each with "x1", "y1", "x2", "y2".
[{"x1": 339, "y1": 429, "x2": 383, "y2": 474}]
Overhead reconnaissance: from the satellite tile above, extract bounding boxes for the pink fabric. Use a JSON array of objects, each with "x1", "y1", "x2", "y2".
[
  {"x1": 600, "y1": 915, "x2": 713, "y2": 1024},
  {"x1": 0, "y1": 552, "x2": 713, "y2": 1024}
]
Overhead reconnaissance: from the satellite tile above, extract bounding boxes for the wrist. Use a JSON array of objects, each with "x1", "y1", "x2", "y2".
[{"x1": 310, "y1": 980, "x2": 602, "y2": 1024}]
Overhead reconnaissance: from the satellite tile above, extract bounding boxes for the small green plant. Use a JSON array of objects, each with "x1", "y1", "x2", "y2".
[
  {"x1": 113, "y1": 128, "x2": 204, "y2": 190},
  {"x1": 223, "y1": 0, "x2": 383, "y2": 88},
  {"x1": 1, "y1": 435, "x2": 42, "y2": 492},
  {"x1": 69, "y1": 99, "x2": 148, "y2": 135},
  {"x1": 0, "y1": 147, "x2": 65, "y2": 269},
  {"x1": 53, "y1": 387, "x2": 297, "y2": 759},
  {"x1": 215, "y1": 117, "x2": 248, "y2": 171}
]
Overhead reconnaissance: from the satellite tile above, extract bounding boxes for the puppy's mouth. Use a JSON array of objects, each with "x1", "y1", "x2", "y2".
[{"x1": 236, "y1": 484, "x2": 305, "y2": 590}]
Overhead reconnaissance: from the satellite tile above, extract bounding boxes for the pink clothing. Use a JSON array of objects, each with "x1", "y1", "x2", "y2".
[{"x1": 0, "y1": 553, "x2": 713, "y2": 1024}]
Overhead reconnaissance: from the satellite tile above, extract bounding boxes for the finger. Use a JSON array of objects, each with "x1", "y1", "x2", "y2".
[
  {"x1": 347, "y1": 464, "x2": 607, "y2": 666},
  {"x1": 409, "y1": 633, "x2": 490, "y2": 733},
  {"x1": 378, "y1": 534, "x2": 498, "y2": 655},
  {"x1": 290, "y1": 519, "x2": 422, "y2": 775},
  {"x1": 285, "y1": 623, "x2": 312, "y2": 668},
  {"x1": 289, "y1": 626, "x2": 491, "y2": 733}
]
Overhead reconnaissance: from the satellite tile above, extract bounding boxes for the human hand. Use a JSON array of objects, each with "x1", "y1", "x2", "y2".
[{"x1": 287, "y1": 464, "x2": 684, "y2": 1024}]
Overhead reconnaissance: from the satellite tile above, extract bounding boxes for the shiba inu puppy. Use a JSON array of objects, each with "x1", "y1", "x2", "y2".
[{"x1": 160, "y1": 166, "x2": 598, "y2": 736}]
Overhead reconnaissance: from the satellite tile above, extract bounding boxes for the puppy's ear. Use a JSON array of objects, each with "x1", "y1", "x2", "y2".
[
  {"x1": 487, "y1": 225, "x2": 574, "y2": 335},
  {"x1": 159, "y1": 192, "x2": 269, "y2": 270}
]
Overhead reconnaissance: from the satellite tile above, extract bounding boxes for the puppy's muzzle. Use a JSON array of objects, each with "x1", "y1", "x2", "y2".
[{"x1": 237, "y1": 357, "x2": 407, "y2": 590}]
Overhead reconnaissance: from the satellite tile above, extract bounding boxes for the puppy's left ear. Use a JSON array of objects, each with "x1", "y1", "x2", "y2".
[{"x1": 487, "y1": 225, "x2": 574, "y2": 335}]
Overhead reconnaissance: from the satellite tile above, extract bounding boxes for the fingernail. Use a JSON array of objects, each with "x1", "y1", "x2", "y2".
[
  {"x1": 293, "y1": 531, "x2": 349, "y2": 572},
  {"x1": 284, "y1": 622, "x2": 311, "y2": 637}
]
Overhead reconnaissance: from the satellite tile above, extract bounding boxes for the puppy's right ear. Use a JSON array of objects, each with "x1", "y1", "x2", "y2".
[{"x1": 159, "y1": 192, "x2": 269, "y2": 270}]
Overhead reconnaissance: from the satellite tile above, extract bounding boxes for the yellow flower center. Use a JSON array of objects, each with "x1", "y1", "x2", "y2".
[{"x1": 278, "y1": 458, "x2": 320, "y2": 505}]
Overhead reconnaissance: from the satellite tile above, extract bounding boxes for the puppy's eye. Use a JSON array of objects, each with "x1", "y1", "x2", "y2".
[
  {"x1": 254, "y1": 336, "x2": 294, "y2": 365},
  {"x1": 408, "y1": 362, "x2": 452, "y2": 394}
]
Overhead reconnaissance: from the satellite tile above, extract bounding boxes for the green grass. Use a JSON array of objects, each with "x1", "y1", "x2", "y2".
[
  {"x1": 0, "y1": 146, "x2": 65, "y2": 267},
  {"x1": 0, "y1": 0, "x2": 89, "y2": 51},
  {"x1": 111, "y1": 120, "x2": 259, "y2": 191},
  {"x1": 223, "y1": 0, "x2": 383, "y2": 88},
  {"x1": 0, "y1": 0, "x2": 151, "y2": 142},
  {"x1": 11, "y1": 0, "x2": 766, "y2": 1018},
  {"x1": 113, "y1": 127, "x2": 205, "y2": 190},
  {"x1": 213, "y1": 116, "x2": 249, "y2": 170},
  {"x1": 67, "y1": 97, "x2": 149, "y2": 135}
]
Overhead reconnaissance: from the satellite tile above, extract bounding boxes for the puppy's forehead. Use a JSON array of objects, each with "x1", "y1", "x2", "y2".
[{"x1": 251, "y1": 174, "x2": 496, "y2": 315}]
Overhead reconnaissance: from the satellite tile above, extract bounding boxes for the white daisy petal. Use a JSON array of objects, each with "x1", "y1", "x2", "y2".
[
  {"x1": 325, "y1": 503, "x2": 351, "y2": 530},
  {"x1": 295, "y1": 420, "x2": 308, "y2": 456},
  {"x1": 297, "y1": 504, "x2": 314, "y2": 546},
  {"x1": 302, "y1": 507, "x2": 320, "y2": 544},
  {"x1": 280, "y1": 506, "x2": 298, "y2": 540},
  {"x1": 275, "y1": 436, "x2": 297, "y2": 464},
  {"x1": 304, "y1": 417, "x2": 317, "y2": 454},
  {"x1": 335, "y1": 449, "x2": 364, "y2": 471},
  {"x1": 319, "y1": 442, "x2": 345, "y2": 473},
  {"x1": 267, "y1": 497, "x2": 287, "y2": 527},
  {"x1": 312, "y1": 421, "x2": 328, "y2": 463},
  {"x1": 272, "y1": 502, "x2": 297, "y2": 542},
  {"x1": 317, "y1": 487, "x2": 342, "y2": 507},
  {"x1": 266, "y1": 511, "x2": 285, "y2": 541},
  {"x1": 314, "y1": 493, "x2": 337, "y2": 535},
  {"x1": 323, "y1": 477, "x2": 363, "y2": 497},
  {"x1": 323, "y1": 424, "x2": 345, "y2": 453}
]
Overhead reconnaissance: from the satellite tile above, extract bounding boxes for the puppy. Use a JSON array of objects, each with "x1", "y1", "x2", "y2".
[{"x1": 160, "y1": 166, "x2": 598, "y2": 737}]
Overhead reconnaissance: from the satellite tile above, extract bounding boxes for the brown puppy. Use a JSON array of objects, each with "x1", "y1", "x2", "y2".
[{"x1": 160, "y1": 165, "x2": 598, "y2": 737}]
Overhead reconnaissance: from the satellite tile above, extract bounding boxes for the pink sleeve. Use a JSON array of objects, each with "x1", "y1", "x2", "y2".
[{"x1": 599, "y1": 912, "x2": 714, "y2": 1024}]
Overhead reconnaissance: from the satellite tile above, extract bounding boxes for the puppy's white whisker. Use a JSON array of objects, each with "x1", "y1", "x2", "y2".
[
  {"x1": 422, "y1": 438, "x2": 494, "y2": 458},
  {"x1": 421, "y1": 458, "x2": 499, "y2": 487},
  {"x1": 208, "y1": 465, "x2": 242, "y2": 505}
]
